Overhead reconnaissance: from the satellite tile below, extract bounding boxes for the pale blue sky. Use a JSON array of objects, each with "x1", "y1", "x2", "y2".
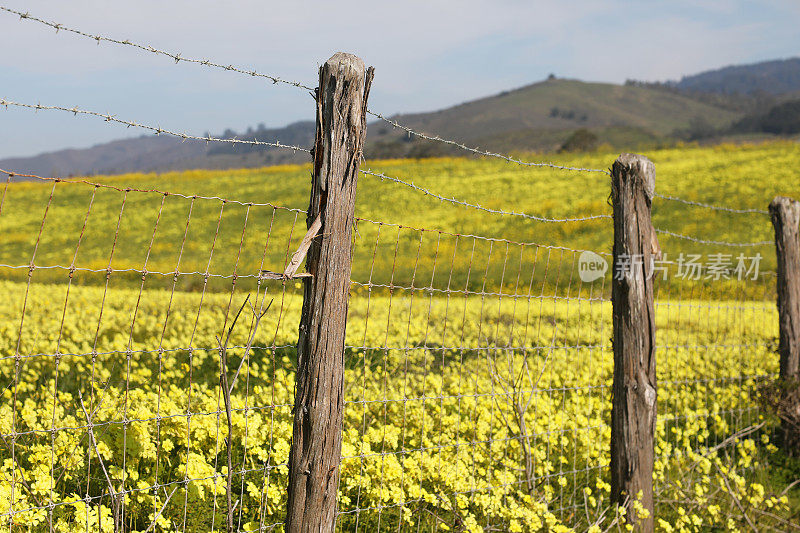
[{"x1": 1, "y1": 0, "x2": 798, "y2": 159}]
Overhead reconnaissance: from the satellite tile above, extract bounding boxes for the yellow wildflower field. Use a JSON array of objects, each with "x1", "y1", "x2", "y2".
[
  {"x1": 0, "y1": 142, "x2": 798, "y2": 530},
  {"x1": 0, "y1": 277, "x2": 789, "y2": 531}
]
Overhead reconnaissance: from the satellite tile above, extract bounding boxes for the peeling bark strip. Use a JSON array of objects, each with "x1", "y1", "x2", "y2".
[
  {"x1": 770, "y1": 196, "x2": 800, "y2": 383},
  {"x1": 610, "y1": 153, "x2": 657, "y2": 532},
  {"x1": 285, "y1": 53, "x2": 373, "y2": 532},
  {"x1": 283, "y1": 214, "x2": 323, "y2": 279}
]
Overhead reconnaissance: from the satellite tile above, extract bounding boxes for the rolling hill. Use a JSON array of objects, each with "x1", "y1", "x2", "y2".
[
  {"x1": 366, "y1": 78, "x2": 741, "y2": 156},
  {"x1": 1, "y1": 79, "x2": 740, "y2": 178},
  {"x1": 673, "y1": 57, "x2": 800, "y2": 95},
  {"x1": 0, "y1": 122, "x2": 312, "y2": 178}
]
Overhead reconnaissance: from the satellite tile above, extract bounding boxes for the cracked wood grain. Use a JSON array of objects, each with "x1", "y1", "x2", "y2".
[
  {"x1": 610, "y1": 153, "x2": 657, "y2": 532},
  {"x1": 770, "y1": 196, "x2": 800, "y2": 382},
  {"x1": 285, "y1": 52, "x2": 373, "y2": 533}
]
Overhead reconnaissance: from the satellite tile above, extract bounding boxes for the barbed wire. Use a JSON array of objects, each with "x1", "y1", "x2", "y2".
[
  {"x1": 0, "y1": 5, "x2": 315, "y2": 91},
  {"x1": 0, "y1": 168, "x2": 306, "y2": 212},
  {"x1": 3, "y1": 93, "x2": 608, "y2": 221},
  {"x1": 654, "y1": 228, "x2": 772, "y2": 247},
  {"x1": 0, "y1": 4, "x2": 614, "y2": 174},
  {"x1": 0, "y1": 98, "x2": 310, "y2": 153},
  {"x1": 2, "y1": 164, "x2": 610, "y2": 253},
  {"x1": 360, "y1": 168, "x2": 612, "y2": 223},
  {"x1": 366, "y1": 110, "x2": 610, "y2": 174},
  {"x1": 653, "y1": 193, "x2": 769, "y2": 215},
  {"x1": 355, "y1": 214, "x2": 613, "y2": 253}
]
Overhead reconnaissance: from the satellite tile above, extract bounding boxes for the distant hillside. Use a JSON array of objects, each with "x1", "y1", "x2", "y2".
[
  {"x1": 0, "y1": 122, "x2": 312, "y2": 179},
  {"x1": 0, "y1": 136, "x2": 204, "y2": 178},
  {"x1": 673, "y1": 57, "x2": 800, "y2": 95},
  {"x1": 205, "y1": 121, "x2": 315, "y2": 159},
  {"x1": 734, "y1": 99, "x2": 800, "y2": 135},
  {"x1": 367, "y1": 78, "x2": 740, "y2": 157},
  {"x1": 0, "y1": 72, "x2": 785, "y2": 178}
]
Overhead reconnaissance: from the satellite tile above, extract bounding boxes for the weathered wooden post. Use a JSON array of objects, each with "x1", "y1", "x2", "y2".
[
  {"x1": 770, "y1": 196, "x2": 800, "y2": 381},
  {"x1": 769, "y1": 196, "x2": 800, "y2": 448},
  {"x1": 610, "y1": 153, "x2": 658, "y2": 532},
  {"x1": 284, "y1": 53, "x2": 373, "y2": 532}
]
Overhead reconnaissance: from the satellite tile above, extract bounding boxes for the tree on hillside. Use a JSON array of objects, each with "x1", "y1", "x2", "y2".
[{"x1": 558, "y1": 128, "x2": 598, "y2": 152}]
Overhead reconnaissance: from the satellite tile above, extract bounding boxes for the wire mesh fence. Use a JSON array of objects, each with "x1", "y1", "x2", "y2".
[
  {"x1": 339, "y1": 221, "x2": 612, "y2": 530},
  {"x1": 1, "y1": 5, "x2": 798, "y2": 532},
  {"x1": 0, "y1": 163, "x2": 788, "y2": 532},
  {"x1": 0, "y1": 172, "x2": 312, "y2": 531}
]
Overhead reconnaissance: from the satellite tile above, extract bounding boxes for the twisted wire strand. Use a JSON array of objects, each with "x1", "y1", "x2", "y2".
[
  {"x1": 654, "y1": 192, "x2": 769, "y2": 215},
  {"x1": 0, "y1": 5, "x2": 314, "y2": 91},
  {"x1": 654, "y1": 228, "x2": 772, "y2": 248},
  {"x1": 360, "y1": 167, "x2": 612, "y2": 223},
  {"x1": 366, "y1": 110, "x2": 610, "y2": 174},
  {"x1": 0, "y1": 262, "x2": 265, "y2": 280},
  {"x1": 355, "y1": 215, "x2": 613, "y2": 254},
  {"x1": 0, "y1": 98, "x2": 310, "y2": 153}
]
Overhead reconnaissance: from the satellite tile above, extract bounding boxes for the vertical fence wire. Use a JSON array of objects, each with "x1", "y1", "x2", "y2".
[{"x1": 652, "y1": 236, "x2": 778, "y2": 502}]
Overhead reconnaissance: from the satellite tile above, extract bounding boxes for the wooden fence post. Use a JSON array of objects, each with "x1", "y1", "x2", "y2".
[
  {"x1": 770, "y1": 196, "x2": 800, "y2": 382},
  {"x1": 610, "y1": 153, "x2": 658, "y2": 532},
  {"x1": 285, "y1": 52, "x2": 373, "y2": 532}
]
